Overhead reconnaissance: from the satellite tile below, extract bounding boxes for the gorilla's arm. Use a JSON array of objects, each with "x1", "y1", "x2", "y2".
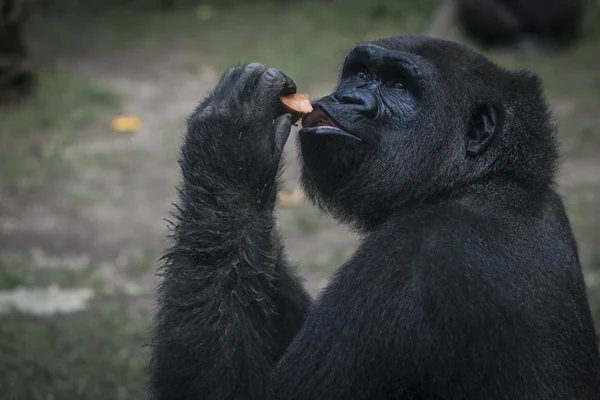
[
  {"x1": 272, "y1": 249, "x2": 314, "y2": 357},
  {"x1": 149, "y1": 64, "x2": 312, "y2": 400}
]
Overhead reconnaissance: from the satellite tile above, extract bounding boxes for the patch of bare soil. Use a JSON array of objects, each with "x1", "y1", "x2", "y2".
[
  {"x1": 2, "y1": 37, "x2": 599, "y2": 318},
  {"x1": 0, "y1": 45, "x2": 350, "y2": 304}
]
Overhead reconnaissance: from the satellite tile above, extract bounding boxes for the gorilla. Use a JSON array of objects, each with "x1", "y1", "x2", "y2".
[
  {"x1": 148, "y1": 35, "x2": 600, "y2": 399},
  {"x1": 0, "y1": 0, "x2": 35, "y2": 103},
  {"x1": 456, "y1": 0, "x2": 583, "y2": 49}
]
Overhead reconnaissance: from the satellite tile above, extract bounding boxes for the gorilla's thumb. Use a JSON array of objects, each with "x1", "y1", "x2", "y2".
[{"x1": 273, "y1": 113, "x2": 292, "y2": 155}]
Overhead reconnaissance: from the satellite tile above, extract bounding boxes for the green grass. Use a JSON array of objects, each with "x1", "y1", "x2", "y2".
[
  {"x1": 0, "y1": 249, "x2": 158, "y2": 293},
  {"x1": 67, "y1": 147, "x2": 152, "y2": 169},
  {"x1": 0, "y1": 262, "x2": 110, "y2": 292},
  {"x1": 130, "y1": 250, "x2": 159, "y2": 274},
  {"x1": 0, "y1": 303, "x2": 150, "y2": 400},
  {"x1": 289, "y1": 205, "x2": 329, "y2": 235},
  {"x1": 64, "y1": 186, "x2": 102, "y2": 208},
  {"x1": 299, "y1": 247, "x2": 354, "y2": 273},
  {"x1": 0, "y1": 67, "x2": 119, "y2": 194},
  {"x1": 33, "y1": 0, "x2": 438, "y2": 87},
  {"x1": 0, "y1": 266, "x2": 88, "y2": 291}
]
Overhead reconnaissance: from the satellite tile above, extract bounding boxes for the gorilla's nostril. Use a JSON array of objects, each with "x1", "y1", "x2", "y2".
[
  {"x1": 336, "y1": 89, "x2": 378, "y2": 119},
  {"x1": 340, "y1": 92, "x2": 364, "y2": 105}
]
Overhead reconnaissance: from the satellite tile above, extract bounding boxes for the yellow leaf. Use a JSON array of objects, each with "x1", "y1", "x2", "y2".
[{"x1": 111, "y1": 115, "x2": 141, "y2": 133}]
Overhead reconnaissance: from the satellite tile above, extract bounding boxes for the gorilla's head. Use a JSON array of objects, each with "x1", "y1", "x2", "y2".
[{"x1": 298, "y1": 35, "x2": 558, "y2": 232}]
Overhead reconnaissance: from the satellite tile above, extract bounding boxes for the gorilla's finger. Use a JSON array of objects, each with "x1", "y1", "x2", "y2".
[
  {"x1": 217, "y1": 63, "x2": 265, "y2": 95},
  {"x1": 245, "y1": 62, "x2": 266, "y2": 72},
  {"x1": 258, "y1": 68, "x2": 297, "y2": 98},
  {"x1": 244, "y1": 62, "x2": 267, "y2": 86},
  {"x1": 231, "y1": 63, "x2": 269, "y2": 99},
  {"x1": 273, "y1": 113, "x2": 292, "y2": 155},
  {"x1": 210, "y1": 65, "x2": 247, "y2": 99},
  {"x1": 281, "y1": 73, "x2": 297, "y2": 95},
  {"x1": 266, "y1": 68, "x2": 297, "y2": 95},
  {"x1": 218, "y1": 65, "x2": 246, "y2": 85}
]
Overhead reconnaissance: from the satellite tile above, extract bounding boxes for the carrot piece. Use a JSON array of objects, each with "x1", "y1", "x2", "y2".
[{"x1": 280, "y1": 93, "x2": 313, "y2": 122}]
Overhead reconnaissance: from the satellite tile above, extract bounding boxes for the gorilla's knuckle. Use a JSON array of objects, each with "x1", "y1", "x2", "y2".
[
  {"x1": 255, "y1": 68, "x2": 288, "y2": 96},
  {"x1": 221, "y1": 65, "x2": 243, "y2": 79},
  {"x1": 264, "y1": 68, "x2": 284, "y2": 81},
  {"x1": 245, "y1": 62, "x2": 266, "y2": 71}
]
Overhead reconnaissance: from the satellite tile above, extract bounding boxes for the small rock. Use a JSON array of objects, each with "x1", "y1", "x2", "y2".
[{"x1": 0, "y1": 287, "x2": 95, "y2": 316}]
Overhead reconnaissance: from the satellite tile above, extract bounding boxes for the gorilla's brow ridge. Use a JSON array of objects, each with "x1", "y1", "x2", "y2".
[{"x1": 349, "y1": 44, "x2": 423, "y2": 79}]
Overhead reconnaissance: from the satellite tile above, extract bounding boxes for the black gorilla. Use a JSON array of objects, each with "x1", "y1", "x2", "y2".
[
  {"x1": 0, "y1": 0, "x2": 34, "y2": 103},
  {"x1": 456, "y1": 0, "x2": 583, "y2": 49},
  {"x1": 149, "y1": 35, "x2": 600, "y2": 399}
]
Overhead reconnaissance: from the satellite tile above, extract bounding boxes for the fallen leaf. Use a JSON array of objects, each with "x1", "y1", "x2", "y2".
[{"x1": 111, "y1": 115, "x2": 142, "y2": 133}]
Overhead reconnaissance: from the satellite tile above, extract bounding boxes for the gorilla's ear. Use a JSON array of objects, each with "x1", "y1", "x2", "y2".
[{"x1": 466, "y1": 103, "x2": 501, "y2": 157}]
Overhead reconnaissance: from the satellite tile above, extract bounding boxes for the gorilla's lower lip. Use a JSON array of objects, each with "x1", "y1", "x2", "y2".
[
  {"x1": 300, "y1": 105, "x2": 362, "y2": 141},
  {"x1": 299, "y1": 126, "x2": 362, "y2": 141}
]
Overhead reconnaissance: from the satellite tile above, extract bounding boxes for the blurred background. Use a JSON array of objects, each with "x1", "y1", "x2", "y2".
[{"x1": 0, "y1": 0, "x2": 598, "y2": 398}]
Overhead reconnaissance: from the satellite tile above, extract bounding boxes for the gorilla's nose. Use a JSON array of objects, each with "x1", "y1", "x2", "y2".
[{"x1": 335, "y1": 89, "x2": 378, "y2": 119}]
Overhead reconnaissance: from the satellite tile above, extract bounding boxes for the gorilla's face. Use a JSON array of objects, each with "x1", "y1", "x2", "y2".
[
  {"x1": 298, "y1": 37, "x2": 473, "y2": 230},
  {"x1": 300, "y1": 43, "x2": 422, "y2": 173}
]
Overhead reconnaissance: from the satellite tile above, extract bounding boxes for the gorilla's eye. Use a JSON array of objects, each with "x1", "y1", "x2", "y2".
[
  {"x1": 391, "y1": 81, "x2": 405, "y2": 89},
  {"x1": 356, "y1": 71, "x2": 368, "y2": 80}
]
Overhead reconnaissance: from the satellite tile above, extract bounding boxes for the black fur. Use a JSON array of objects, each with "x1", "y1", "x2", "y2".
[
  {"x1": 456, "y1": 0, "x2": 583, "y2": 49},
  {"x1": 148, "y1": 35, "x2": 600, "y2": 399}
]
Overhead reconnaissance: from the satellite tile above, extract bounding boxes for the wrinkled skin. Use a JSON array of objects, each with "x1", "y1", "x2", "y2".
[{"x1": 149, "y1": 35, "x2": 600, "y2": 400}]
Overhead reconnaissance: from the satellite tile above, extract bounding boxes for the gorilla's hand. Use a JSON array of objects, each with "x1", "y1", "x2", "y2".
[{"x1": 185, "y1": 63, "x2": 296, "y2": 209}]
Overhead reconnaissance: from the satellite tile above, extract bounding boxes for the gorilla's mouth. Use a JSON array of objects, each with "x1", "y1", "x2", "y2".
[
  {"x1": 300, "y1": 106, "x2": 362, "y2": 141},
  {"x1": 302, "y1": 109, "x2": 338, "y2": 129}
]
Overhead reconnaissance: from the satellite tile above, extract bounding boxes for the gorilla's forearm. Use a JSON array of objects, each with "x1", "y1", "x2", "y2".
[
  {"x1": 271, "y1": 249, "x2": 313, "y2": 359},
  {"x1": 149, "y1": 110, "x2": 310, "y2": 399}
]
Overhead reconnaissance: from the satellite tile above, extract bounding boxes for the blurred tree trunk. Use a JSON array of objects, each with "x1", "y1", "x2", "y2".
[
  {"x1": 427, "y1": 0, "x2": 465, "y2": 41},
  {"x1": 0, "y1": 0, "x2": 35, "y2": 103}
]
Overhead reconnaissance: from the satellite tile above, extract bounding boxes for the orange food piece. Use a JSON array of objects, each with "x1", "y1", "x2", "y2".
[{"x1": 280, "y1": 93, "x2": 313, "y2": 122}]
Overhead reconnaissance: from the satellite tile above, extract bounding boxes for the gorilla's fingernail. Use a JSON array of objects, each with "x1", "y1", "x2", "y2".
[{"x1": 283, "y1": 79, "x2": 297, "y2": 94}]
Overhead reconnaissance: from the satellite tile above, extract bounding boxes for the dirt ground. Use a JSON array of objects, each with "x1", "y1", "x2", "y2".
[
  {"x1": 0, "y1": 46, "x2": 342, "y2": 296},
  {"x1": 0, "y1": 2, "x2": 599, "y2": 399}
]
